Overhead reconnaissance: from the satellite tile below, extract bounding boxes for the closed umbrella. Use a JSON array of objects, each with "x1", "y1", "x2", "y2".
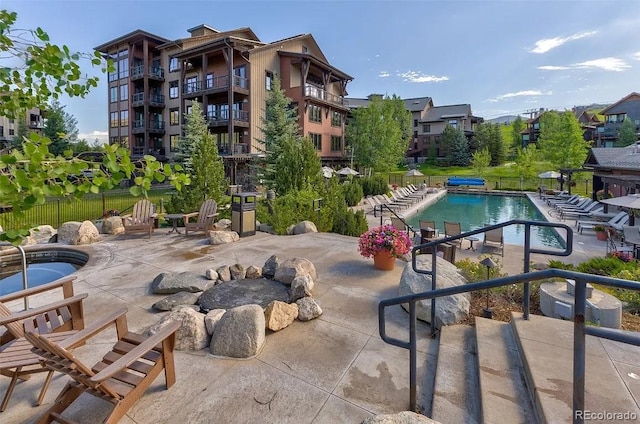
[
  {"x1": 538, "y1": 171, "x2": 561, "y2": 179},
  {"x1": 404, "y1": 169, "x2": 424, "y2": 177},
  {"x1": 321, "y1": 166, "x2": 335, "y2": 178},
  {"x1": 337, "y1": 167, "x2": 359, "y2": 176}
]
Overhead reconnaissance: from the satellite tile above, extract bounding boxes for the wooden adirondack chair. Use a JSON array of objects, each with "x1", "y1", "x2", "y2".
[
  {"x1": 183, "y1": 199, "x2": 218, "y2": 236},
  {"x1": 25, "y1": 307, "x2": 180, "y2": 424},
  {"x1": 121, "y1": 199, "x2": 156, "y2": 238},
  {"x1": 0, "y1": 277, "x2": 86, "y2": 412}
]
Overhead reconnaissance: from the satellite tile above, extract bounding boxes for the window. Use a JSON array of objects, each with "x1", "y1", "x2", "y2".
[
  {"x1": 533, "y1": 122, "x2": 540, "y2": 130},
  {"x1": 206, "y1": 73, "x2": 214, "y2": 89},
  {"x1": 413, "y1": 130, "x2": 418, "y2": 138},
  {"x1": 110, "y1": 112, "x2": 118, "y2": 128},
  {"x1": 186, "y1": 76, "x2": 197, "y2": 93},
  {"x1": 265, "y1": 71, "x2": 273, "y2": 90},
  {"x1": 110, "y1": 136, "x2": 118, "y2": 145},
  {"x1": 110, "y1": 87, "x2": 118, "y2": 103},
  {"x1": 309, "y1": 104, "x2": 322, "y2": 123},
  {"x1": 169, "y1": 81, "x2": 179, "y2": 99},
  {"x1": 118, "y1": 56, "x2": 129, "y2": 79},
  {"x1": 331, "y1": 111, "x2": 341, "y2": 127},
  {"x1": 0, "y1": 126, "x2": 3, "y2": 137},
  {"x1": 233, "y1": 65, "x2": 247, "y2": 88},
  {"x1": 170, "y1": 108, "x2": 180, "y2": 125},
  {"x1": 331, "y1": 135, "x2": 342, "y2": 152},
  {"x1": 170, "y1": 135, "x2": 179, "y2": 152},
  {"x1": 414, "y1": 119, "x2": 418, "y2": 127},
  {"x1": 120, "y1": 110, "x2": 128, "y2": 127},
  {"x1": 119, "y1": 84, "x2": 128, "y2": 101},
  {"x1": 309, "y1": 133, "x2": 322, "y2": 150},
  {"x1": 423, "y1": 124, "x2": 430, "y2": 133},
  {"x1": 9, "y1": 129, "x2": 14, "y2": 136},
  {"x1": 169, "y1": 57, "x2": 179, "y2": 72},
  {"x1": 207, "y1": 104, "x2": 216, "y2": 120},
  {"x1": 186, "y1": 105, "x2": 193, "y2": 115},
  {"x1": 448, "y1": 119, "x2": 457, "y2": 129}
]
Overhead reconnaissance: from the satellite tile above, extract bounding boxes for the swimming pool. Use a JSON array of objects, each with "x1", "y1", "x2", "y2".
[{"x1": 406, "y1": 193, "x2": 565, "y2": 249}]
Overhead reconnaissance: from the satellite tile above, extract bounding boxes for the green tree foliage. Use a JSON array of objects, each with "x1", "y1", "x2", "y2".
[
  {"x1": 169, "y1": 102, "x2": 226, "y2": 213},
  {"x1": 341, "y1": 180, "x2": 364, "y2": 207},
  {"x1": 360, "y1": 175, "x2": 389, "y2": 196},
  {"x1": 617, "y1": 117, "x2": 638, "y2": 147},
  {"x1": 42, "y1": 100, "x2": 78, "y2": 156},
  {"x1": 0, "y1": 10, "x2": 109, "y2": 119},
  {"x1": 443, "y1": 124, "x2": 470, "y2": 166},
  {"x1": 345, "y1": 95, "x2": 411, "y2": 172},
  {"x1": 471, "y1": 147, "x2": 491, "y2": 177},
  {"x1": 473, "y1": 122, "x2": 506, "y2": 166},
  {"x1": 257, "y1": 77, "x2": 321, "y2": 194},
  {"x1": 513, "y1": 145, "x2": 538, "y2": 180},
  {"x1": 537, "y1": 110, "x2": 590, "y2": 169},
  {"x1": 511, "y1": 116, "x2": 524, "y2": 150},
  {"x1": 11, "y1": 119, "x2": 29, "y2": 148}
]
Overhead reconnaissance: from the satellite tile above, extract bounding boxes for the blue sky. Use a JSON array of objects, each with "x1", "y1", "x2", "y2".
[{"x1": 4, "y1": 0, "x2": 640, "y2": 144}]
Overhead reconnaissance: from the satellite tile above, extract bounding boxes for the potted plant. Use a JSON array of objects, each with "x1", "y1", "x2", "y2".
[
  {"x1": 594, "y1": 224, "x2": 608, "y2": 241},
  {"x1": 358, "y1": 224, "x2": 412, "y2": 270}
]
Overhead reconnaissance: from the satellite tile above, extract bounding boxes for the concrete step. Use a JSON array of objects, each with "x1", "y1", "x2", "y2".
[
  {"x1": 474, "y1": 317, "x2": 536, "y2": 424},
  {"x1": 430, "y1": 324, "x2": 481, "y2": 423},
  {"x1": 510, "y1": 312, "x2": 640, "y2": 423}
]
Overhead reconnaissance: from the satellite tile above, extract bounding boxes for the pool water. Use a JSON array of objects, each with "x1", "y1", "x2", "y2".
[
  {"x1": 407, "y1": 193, "x2": 565, "y2": 249},
  {"x1": 0, "y1": 262, "x2": 79, "y2": 296}
]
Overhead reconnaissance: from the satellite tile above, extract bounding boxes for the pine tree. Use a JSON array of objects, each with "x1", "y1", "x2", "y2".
[
  {"x1": 42, "y1": 100, "x2": 78, "y2": 156},
  {"x1": 443, "y1": 125, "x2": 470, "y2": 166},
  {"x1": 511, "y1": 116, "x2": 524, "y2": 150},
  {"x1": 174, "y1": 101, "x2": 208, "y2": 174},
  {"x1": 617, "y1": 117, "x2": 638, "y2": 147}
]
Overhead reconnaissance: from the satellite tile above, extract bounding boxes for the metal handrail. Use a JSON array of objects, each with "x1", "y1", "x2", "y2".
[
  {"x1": 378, "y1": 220, "x2": 640, "y2": 424},
  {"x1": 0, "y1": 243, "x2": 29, "y2": 309}
]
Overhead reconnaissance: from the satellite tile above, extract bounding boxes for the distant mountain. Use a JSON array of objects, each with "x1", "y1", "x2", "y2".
[{"x1": 485, "y1": 115, "x2": 524, "y2": 125}]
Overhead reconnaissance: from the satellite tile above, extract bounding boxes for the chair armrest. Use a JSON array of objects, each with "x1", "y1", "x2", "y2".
[
  {"x1": 0, "y1": 276, "x2": 76, "y2": 303},
  {"x1": 59, "y1": 307, "x2": 129, "y2": 350},
  {"x1": 90, "y1": 320, "x2": 181, "y2": 383},
  {"x1": 0, "y1": 293, "x2": 88, "y2": 326},
  {"x1": 205, "y1": 212, "x2": 219, "y2": 219},
  {"x1": 183, "y1": 211, "x2": 199, "y2": 221}
]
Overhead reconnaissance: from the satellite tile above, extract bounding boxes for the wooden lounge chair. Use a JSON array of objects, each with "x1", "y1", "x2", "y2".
[
  {"x1": 444, "y1": 221, "x2": 462, "y2": 248},
  {"x1": 121, "y1": 199, "x2": 156, "y2": 239},
  {"x1": 183, "y1": 199, "x2": 219, "y2": 236},
  {"x1": 483, "y1": 225, "x2": 504, "y2": 256},
  {"x1": 0, "y1": 277, "x2": 86, "y2": 412},
  {"x1": 25, "y1": 307, "x2": 181, "y2": 424}
]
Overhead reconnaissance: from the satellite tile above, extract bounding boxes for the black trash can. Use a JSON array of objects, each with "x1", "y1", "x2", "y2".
[{"x1": 231, "y1": 193, "x2": 257, "y2": 237}]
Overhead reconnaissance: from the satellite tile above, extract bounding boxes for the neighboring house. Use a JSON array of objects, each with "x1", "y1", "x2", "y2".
[
  {"x1": 0, "y1": 108, "x2": 44, "y2": 151},
  {"x1": 95, "y1": 24, "x2": 352, "y2": 184},
  {"x1": 597, "y1": 92, "x2": 640, "y2": 147},
  {"x1": 345, "y1": 95, "x2": 481, "y2": 162},
  {"x1": 521, "y1": 109, "x2": 545, "y2": 148},
  {"x1": 583, "y1": 145, "x2": 640, "y2": 198},
  {"x1": 573, "y1": 107, "x2": 601, "y2": 144}
]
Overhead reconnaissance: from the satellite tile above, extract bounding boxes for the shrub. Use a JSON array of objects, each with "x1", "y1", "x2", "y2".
[
  {"x1": 456, "y1": 256, "x2": 508, "y2": 282},
  {"x1": 332, "y1": 209, "x2": 368, "y2": 237},
  {"x1": 360, "y1": 175, "x2": 388, "y2": 197},
  {"x1": 341, "y1": 180, "x2": 364, "y2": 207}
]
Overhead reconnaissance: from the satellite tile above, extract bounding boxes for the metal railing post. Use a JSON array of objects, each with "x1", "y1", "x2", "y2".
[
  {"x1": 573, "y1": 279, "x2": 586, "y2": 424},
  {"x1": 523, "y1": 223, "x2": 531, "y2": 320},
  {"x1": 409, "y1": 301, "x2": 417, "y2": 411}
]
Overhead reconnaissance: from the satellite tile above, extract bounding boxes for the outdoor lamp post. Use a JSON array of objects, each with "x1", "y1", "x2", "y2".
[{"x1": 480, "y1": 257, "x2": 497, "y2": 319}]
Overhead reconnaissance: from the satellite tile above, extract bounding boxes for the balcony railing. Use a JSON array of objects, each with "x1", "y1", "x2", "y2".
[
  {"x1": 183, "y1": 75, "x2": 249, "y2": 96},
  {"x1": 206, "y1": 109, "x2": 249, "y2": 126},
  {"x1": 131, "y1": 65, "x2": 165, "y2": 80},
  {"x1": 131, "y1": 120, "x2": 166, "y2": 134},
  {"x1": 29, "y1": 120, "x2": 44, "y2": 129},
  {"x1": 304, "y1": 84, "x2": 344, "y2": 105}
]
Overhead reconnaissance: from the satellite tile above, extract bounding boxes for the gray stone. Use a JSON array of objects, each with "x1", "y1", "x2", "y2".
[
  {"x1": 210, "y1": 304, "x2": 266, "y2": 358},
  {"x1": 229, "y1": 263, "x2": 246, "y2": 280},
  {"x1": 57, "y1": 221, "x2": 82, "y2": 244},
  {"x1": 204, "y1": 309, "x2": 226, "y2": 335},
  {"x1": 70, "y1": 220, "x2": 101, "y2": 245},
  {"x1": 198, "y1": 278, "x2": 289, "y2": 311},
  {"x1": 102, "y1": 216, "x2": 124, "y2": 235},
  {"x1": 296, "y1": 297, "x2": 322, "y2": 321},
  {"x1": 361, "y1": 411, "x2": 440, "y2": 424},
  {"x1": 398, "y1": 255, "x2": 470, "y2": 329},
  {"x1": 175, "y1": 304, "x2": 201, "y2": 312},
  {"x1": 258, "y1": 223, "x2": 275, "y2": 234},
  {"x1": 205, "y1": 269, "x2": 219, "y2": 281},
  {"x1": 146, "y1": 307, "x2": 208, "y2": 351},
  {"x1": 286, "y1": 224, "x2": 296, "y2": 235},
  {"x1": 264, "y1": 301, "x2": 298, "y2": 331},
  {"x1": 29, "y1": 225, "x2": 57, "y2": 244},
  {"x1": 262, "y1": 255, "x2": 280, "y2": 278},
  {"x1": 288, "y1": 275, "x2": 314, "y2": 302},
  {"x1": 274, "y1": 257, "x2": 317, "y2": 286},
  {"x1": 151, "y1": 271, "x2": 214, "y2": 294},
  {"x1": 291, "y1": 220, "x2": 318, "y2": 235},
  {"x1": 152, "y1": 292, "x2": 201, "y2": 311},
  {"x1": 216, "y1": 265, "x2": 231, "y2": 282},
  {"x1": 214, "y1": 218, "x2": 231, "y2": 230},
  {"x1": 209, "y1": 230, "x2": 239, "y2": 245},
  {"x1": 245, "y1": 265, "x2": 262, "y2": 279}
]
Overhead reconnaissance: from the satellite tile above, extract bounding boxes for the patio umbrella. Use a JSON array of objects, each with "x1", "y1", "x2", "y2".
[
  {"x1": 600, "y1": 194, "x2": 640, "y2": 209},
  {"x1": 321, "y1": 166, "x2": 335, "y2": 179},
  {"x1": 538, "y1": 171, "x2": 561, "y2": 179},
  {"x1": 404, "y1": 169, "x2": 424, "y2": 177},
  {"x1": 336, "y1": 167, "x2": 359, "y2": 176}
]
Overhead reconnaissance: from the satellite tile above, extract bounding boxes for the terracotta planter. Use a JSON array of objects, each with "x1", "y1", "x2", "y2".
[
  {"x1": 373, "y1": 250, "x2": 396, "y2": 271},
  {"x1": 596, "y1": 231, "x2": 608, "y2": 241}
]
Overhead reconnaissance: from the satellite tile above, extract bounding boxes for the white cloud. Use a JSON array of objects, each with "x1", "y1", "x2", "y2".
[
  {"x1": 530, "y1": 31, "x2": 597, "y2": 54},
  {"x1": 537, "y1": 65, "x2": 571, "y2": 71},
  {"x1": 538, "y1": 57, "x2": 630, "y2": 72},
  {"x1": 487, "y1": 90, "x2": 552, "y2": 103},
  {"x1": 378, "y1": 71, "x2": 390, "y2": 78},
  {"x1": 397, "y1": 71, "x2": 449, "y2": 83},
  {"x1": 78, "y1": 130, "x2": 108, "y2": 145},
  {"x1": 634, "y1": 52, "x2": 640, "y2": 60}
]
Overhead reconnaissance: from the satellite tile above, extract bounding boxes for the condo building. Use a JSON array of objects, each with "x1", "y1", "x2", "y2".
[{"x1": 95, "y1": 24, "x2": 352, "y2": 184}]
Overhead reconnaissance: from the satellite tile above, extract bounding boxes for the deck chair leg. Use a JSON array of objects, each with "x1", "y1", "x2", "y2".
[
  {"x1": 1, "y1": 367, "x2": 22, "y2": 412},
  {"x1": 36, "y1": 370, "x2": 55, "y2": 406},
  {"x1": 163, "y1": 337, "x2": 176, "y2": 388},
  {"x1": 35, "y1": 383, "x2": 83, "y2": 424}
]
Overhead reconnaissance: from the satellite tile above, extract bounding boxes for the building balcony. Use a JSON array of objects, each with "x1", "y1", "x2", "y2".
[
  {"x1": 29, "y1": 119, "x2": 44, "y2": 129},
  {"x1": 218, "y1": 143, "x2": 249, "y2": 156},
  {"x1": 132, "y1": 120, "x2": 166, "y2": 134},
  {"x1": 131, "y1": 65, "x2": 165, "y2": 81},
  {"x1": 207, "y1": 110, "x2": 249, "y2": 127},
  {"x1": 183, "y1": 75, "x2": 249, "y2": 99},
  {"x1": 304, "y1": 84, "x2": 345, "y2": 107},
  {"x1": 132, "y1": 92, "x2": 166, "y2": 108}
]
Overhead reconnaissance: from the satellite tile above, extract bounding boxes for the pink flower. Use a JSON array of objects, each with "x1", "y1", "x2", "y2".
[{"x1": 358, "y1": 224, "x2": 412, "y2": 258}]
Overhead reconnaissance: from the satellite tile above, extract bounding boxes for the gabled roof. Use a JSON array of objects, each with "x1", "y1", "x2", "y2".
[
  {"x1": 600, "y1": 92, "x2": 640, "y2": 115},
  {"x1": 157, "y1": 26, "x2": 264, "y2": 51},
  {"x1": 420, "y1": 104, "x2": 472, "y2": 123},
  {"x1": 403, "y1": 97, "x2": 432, "y2": 112},
  {"x1": 584, "y1": 146, "x2": 640, "y2": 171},
  {"x1": 277, "y1": 51, "x2": 353, "y2": 80},
  {"x1": 94, "y1": 29, "x2": 170, "y2": 52}
]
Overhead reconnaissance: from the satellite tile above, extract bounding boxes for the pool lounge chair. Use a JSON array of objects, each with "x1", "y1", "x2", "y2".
[
  {"x1": 577, "y1": 211, "x2": 629, "y2": 234},
  {"x1": 547, "y1": 194, "x2": 581, "y2": 207},
  {"x1": 559, "y1": 202, "x2": 602, "y2": 219}
]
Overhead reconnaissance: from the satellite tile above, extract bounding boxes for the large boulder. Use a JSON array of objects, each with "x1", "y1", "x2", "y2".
[
  {"x1": 264, "y1": 301, "x2": 298, "y2": 331},
  {"x1": 70, "y1": 220, "x2": 101, "y2": 245},
  {"x1": 210, "y1": 304, "x2": 265, "y2": 358},
  {"x1": 146, "y1": 306, "x2": 209, "y2": 351},
  {"x1": 398, "y1": 255, "x2": 470, "y2": 329},
  {"x1": 57, "y1": 221, "x2": 82, "y2": 244},
  {"x1": 198, "y1": 278, "x2": 289, "y2": 311},
  {"x1": 216, "y1": 265, "x2": 231, "y2": 282},
  {"x1": 151, "y1": 271, "x2": 214, "y2": 294},
  {"x1": 102, "y1": 217, "x2": 124, "y2": 235},
  {"x1": 361, "y1": 411, "x2": 441, "y2": 424},
  {"x1": 209, "y1": 230, "x2": 239, "y2": 245},
  {"x1": 204, "y1": 309, "x2": 226, "y2": 335},
  {"x1": 274, "y1": 257, "x2": 317, "y2": 286},
  {"x1": 29, "y1": 225, "x2": 57, "y2": 244},
  {"x1": 152, "y1": 292, "x2": 201, "y2": 311},
  {"x1": 290, "y1": 220, "x2": 318, "y2": 235},
  {"x1": 289, "y1": 275, "x2": 314, "y2": 302},
  {"x1": 296, "y1": 297, "x2": 322, "y2": 321}
]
